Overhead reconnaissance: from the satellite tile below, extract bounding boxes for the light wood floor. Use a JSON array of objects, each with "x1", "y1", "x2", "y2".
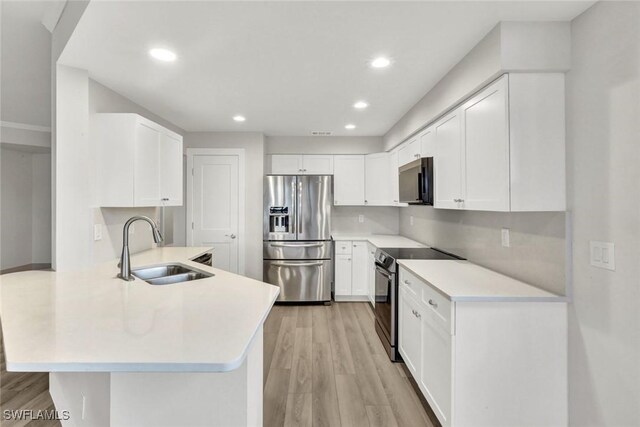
[
  {"x1": 264, "y1": 302, "x2": 436, "y2": 427},
  {"x1": 0, "y1": 302, "x2": 434, "y2": 426},
  {"x1": 0, "y1": 330, "x2": 60, "y2": 427}
]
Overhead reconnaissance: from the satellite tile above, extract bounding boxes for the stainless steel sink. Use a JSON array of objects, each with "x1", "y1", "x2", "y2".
[{"x1": 132, "y1": 263, "x2": 213, "y2": 285}]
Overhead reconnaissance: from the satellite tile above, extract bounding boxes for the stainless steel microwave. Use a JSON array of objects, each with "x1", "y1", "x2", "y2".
[{"x1": 399, "y1": 157, "x2": 434, "y2": 205}]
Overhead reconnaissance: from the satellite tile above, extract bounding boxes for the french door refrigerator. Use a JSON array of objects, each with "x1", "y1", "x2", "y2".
[{"x1": 263, "y1": 175, "x2": 332, "y2": 302}]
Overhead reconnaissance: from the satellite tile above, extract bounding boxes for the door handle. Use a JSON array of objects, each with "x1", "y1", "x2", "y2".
[
  {"x1": 270, "y1": 261, "x2": 324, "y2": 267},
  {"x1": 270, "y1": 242, "x2": 323, "y2": 248},
  {"x1": 225, "y1": 234, "x2": 237, "y2": 239}
]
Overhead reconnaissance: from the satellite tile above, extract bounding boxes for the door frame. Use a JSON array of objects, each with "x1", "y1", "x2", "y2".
[{"x1": 186, "y1": 148, "x2": 246, "y2": 275}]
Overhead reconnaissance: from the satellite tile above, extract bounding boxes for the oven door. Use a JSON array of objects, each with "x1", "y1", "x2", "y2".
[{"x1": 374, "y1": 264, "x2": 396, "y2": 345}]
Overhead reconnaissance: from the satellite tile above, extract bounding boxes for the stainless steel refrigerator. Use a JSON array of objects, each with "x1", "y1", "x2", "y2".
[{"x1": 263, "y1": 175, "x2": 332, "y2": 302}]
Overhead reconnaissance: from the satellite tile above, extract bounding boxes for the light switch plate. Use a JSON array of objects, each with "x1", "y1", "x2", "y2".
[
  {"x1": 501, "y1": 228, "x2": 510, "y2": 247},
  {"x1": 93, "y1": 224, "x2": 102, "y2": 241},
  {"x1": 590, "y1": 241, "x2": 615, "y2": 270},
  {"x1": 358, "y1": 214, "x2": 365, "y2": 223}
]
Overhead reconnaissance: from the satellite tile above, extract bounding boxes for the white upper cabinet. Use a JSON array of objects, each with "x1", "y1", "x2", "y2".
[
  {"x1": 461, "y1": 76, "x2": 510, "y2": 211},
  {"x1": 95, "y1": 114, "x2": 183, "y2": 207},
  {"x1": 398, "y1": 137, "x2": 421, "y2": 166},
  {"x1": 160, "y1": 133, "x2": 184, "y2": 205},
  {"x1": 271, "y1": 155, "x2": 302, "y2": 174},
  {"x1": 433, "y1": 73, "x2": 566, "y2": 212},
  {"x1": 365, "y1": 152, "x2": 392, "y2": 205},
  {"x1": 419, "y1": 126, "x2": 436, "y2": 157},
  {"x1": 433, "y1": 108, "x2": 464, "y2": 210},
  {"x1": 302, "y1": 155, "x2": 334, "y2": 174},
  {"x1": 389, "y1": 148, "x2": 401, "y2": 205},
  {"x1": 333, "y1": 155, "x2": 365, "y2": 205},
  {"x1": 270, "y1": 154, "x2": 334, "y2": 175}
]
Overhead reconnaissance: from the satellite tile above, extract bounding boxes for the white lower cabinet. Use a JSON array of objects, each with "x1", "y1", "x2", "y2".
[
  {"x1": 334, "y1": 240, "x2": 370, "y2": 301},
  {"x1": 398, "y1": 266, "x2": 567, "y2": 427},
  {"x1": 366, "y1": 243, "x2": 376, "y2": 307}
]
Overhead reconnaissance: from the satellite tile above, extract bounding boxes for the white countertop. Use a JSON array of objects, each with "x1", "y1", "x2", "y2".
[
  {"x1": 332, "y1": 233, "x2": 425, "y2": 248},
  {"x1": 0, "y1": 247, "x2": 280, "y2": 373},
  {"x1": 398, "y1": 259, "x2": 565, "y2": 302}
]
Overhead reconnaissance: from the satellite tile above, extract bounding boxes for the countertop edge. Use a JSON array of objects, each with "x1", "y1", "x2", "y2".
[{"x1": 397, "y1": 260, "x2": 566, "y2": 302}]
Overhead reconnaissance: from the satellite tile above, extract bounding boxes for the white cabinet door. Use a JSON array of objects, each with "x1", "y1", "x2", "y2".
[
  {"x1": 365, "y1": 152, "x2": 391, "y2": 205},
  {"x1": 351, "y1": 242, "x2": 368, "y2": 296},
  {"x1": 398, "y1": 287, "x2": 423, "y2": 376},
  {"x1": 398, "y1": 137, "x2": 420, "y2": 166},
  {"x1": 367, "y1": 243, "x2": 376, "y2": 306},
  {"x1": 334, "y1": 254, "x2": 352, "y2": 297},
  {"x1": 389, "y1": 149, "x2": 401, "y2": 205},
  {"x1": 333, "y1": 155, "x2": 365, "y2": 205},
  {"x1": 420, "y1": 126, "x2": 436, "y2": 157},
  {"x1": 271, "y1": 155, "x2": 302, "y2": 174},
  {"x1": 420, "y1": 313, "x2": 453, "y2": 425},
  {"x1": 134, "y1": 122, "x2": 162, "y2": 206},
  {"x1": 302, "y1": 155, "x2": 333, "y2": 174},
  {"x1": 434, "y1": 108, "x2": 464, "y2": 210},
  {"x1": 462, "y1": 76, "x2": 510, "y2": 211},
  {"x1": 160, "y1": 133, "x2": 183, "y2": 206}
]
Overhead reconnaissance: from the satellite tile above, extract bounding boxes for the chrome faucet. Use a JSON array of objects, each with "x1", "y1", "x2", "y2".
[{"x1": 118, "y1": 216, "x2": 164, "y2": 281}]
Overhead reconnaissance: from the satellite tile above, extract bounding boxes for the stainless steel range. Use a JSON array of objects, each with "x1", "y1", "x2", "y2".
[{"x1": 374, "y1": 247, "x2": 464, "y2": 361}]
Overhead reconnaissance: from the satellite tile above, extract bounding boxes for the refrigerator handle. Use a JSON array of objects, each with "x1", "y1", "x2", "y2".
[
  {"x1": 297, "y1": 178, "x2": 303, "y2": 236},
  {"x1": 291, "y1": 178, "x2": 297, "y2": 236}
]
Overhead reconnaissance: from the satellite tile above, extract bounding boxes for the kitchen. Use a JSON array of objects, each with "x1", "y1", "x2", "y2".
[{"x1": 0, "y1": 1, "x2": 638, "y2": 427}]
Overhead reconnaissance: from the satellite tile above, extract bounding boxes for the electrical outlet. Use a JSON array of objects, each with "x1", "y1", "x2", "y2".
[
  {"x1": 410, "y1": 216, "x2": 414, "y2": 226},
  {"x1": 501, "y1": 228, "x2": 510, "y2": 247},
  {"x1": 93, "y1": 224, "x2": 102, "y2": 241},
  {"x1": 358, "y1": 215, "x2": 365, "y2": 223},
  {"x1": 590, "y1": 241, "x2": 615, "y2": 271},
  {"x1": 81, "y1": 394, "x2": 86, "y2": 420}
]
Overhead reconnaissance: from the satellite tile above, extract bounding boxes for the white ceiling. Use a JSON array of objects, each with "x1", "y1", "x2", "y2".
[{"x1": 59, "y1": 1, "x2": 593, "y2": 136}]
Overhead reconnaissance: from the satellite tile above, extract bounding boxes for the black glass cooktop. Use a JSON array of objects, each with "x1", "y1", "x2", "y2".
[{"x1": 378, "y1": 247, "x2": 464, "y2": 262}]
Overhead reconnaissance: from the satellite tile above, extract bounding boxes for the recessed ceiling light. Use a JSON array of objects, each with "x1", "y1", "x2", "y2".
[
  {"x1": 354, "y1": 101, "x2": 369, "y2": 110},
  {"x1": 345, "y1": 124, "x2": 356, "y2": 130},
  {"x1": 149, "y1": 48, "x2": 177, "y2": 62},
  {"x1": 370, "y1": 57, "x2": 391, "y2": 69},
  {"x1": 233, "y1": 115, "x2": 246, "y2": 122}
]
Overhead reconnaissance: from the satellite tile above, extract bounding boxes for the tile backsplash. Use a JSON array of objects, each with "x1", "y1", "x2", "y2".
[{"x1": 399, "y1": 206, "x2": 567, "y2": 295}]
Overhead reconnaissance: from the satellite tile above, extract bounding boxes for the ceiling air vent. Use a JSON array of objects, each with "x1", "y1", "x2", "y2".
[{"x1": 311, "y1": 131, "x2": 332, "y2": 136}]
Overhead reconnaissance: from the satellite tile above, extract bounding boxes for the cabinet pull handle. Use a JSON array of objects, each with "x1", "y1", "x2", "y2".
[
  {"x1": 161, "y1": 198, "x2": 169, "y2": 201},
  {"x1": 412, "y1": 309, "x2": 421, "y2": 318},
  {"x1": 404, "y1": 280, "x2": 411, "y2": 285},
  {"x1": 428, "y1": 299, "x2": 438, "y2": 309}
]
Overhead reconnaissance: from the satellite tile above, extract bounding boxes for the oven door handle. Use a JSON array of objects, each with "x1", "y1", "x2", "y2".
[{"x1": 375, "y1": 265, "x2": 393, "y2": 279}]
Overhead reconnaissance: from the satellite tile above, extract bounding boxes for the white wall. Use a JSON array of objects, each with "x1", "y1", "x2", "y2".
[
  {"x1": 180, "y1": 132, "x2": 265, "y2": 281},
  {"x1": 54, "y1": 68, "x2": 186, "y2": 270},
  {"x1": 333, "y1": 207, "x2": 399, "y2": 236},
  {"x1": 266, "y1": 136, "x2": 383, "y2": 155},
  {"x1": 383, "y1": 21, "x2": 571, "y2": 150},
  {"x1": 0, "y1": 148, "x2": 34, "y2": 270},
  {"x1": 31, "y1": 152, "x2": 51, "y2": 264},
  {"x1": 566, "y1": 3, "x2": 640, "y2": 426}
]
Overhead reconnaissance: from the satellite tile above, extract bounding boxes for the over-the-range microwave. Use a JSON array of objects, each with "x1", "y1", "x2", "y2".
[{"x1": 399, "y1": 157, "x2": 433, "y2": 205}]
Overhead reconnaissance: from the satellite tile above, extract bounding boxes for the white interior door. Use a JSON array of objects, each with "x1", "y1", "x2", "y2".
[{"x1": 190, "y1": 155, "x2": 239, "y2": 273}]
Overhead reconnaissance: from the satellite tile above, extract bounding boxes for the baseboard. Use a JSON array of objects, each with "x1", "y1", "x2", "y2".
[
  {"x1": 333, "y1": 295, "x2": 369, "y2": 302},
  {"x1": 0, "y1": 263, "x2": 52, "y2": 275}
]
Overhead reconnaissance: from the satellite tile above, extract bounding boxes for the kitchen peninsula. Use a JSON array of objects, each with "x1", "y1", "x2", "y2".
[{"x1": 0, "y1": 247, "x2": 279, "y2": 426}]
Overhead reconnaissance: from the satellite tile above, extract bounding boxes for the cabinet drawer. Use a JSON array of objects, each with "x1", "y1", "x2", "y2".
[
  {"x1": 400, "y1": 267, "x2": 453, "y2": 335},
  {"x1": 421, "y1": 280, "x2": 453, "y2": 334},
  {"x1": 399, "y1": 268, "x2": 422, "y2": 299},
  {"x1": 335, "y1": 241, "x2": 352, "y2": 255}
]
